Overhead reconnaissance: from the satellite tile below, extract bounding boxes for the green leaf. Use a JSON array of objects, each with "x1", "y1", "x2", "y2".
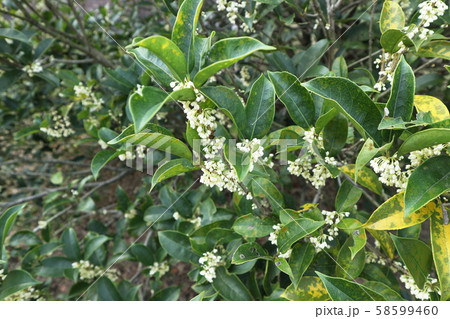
[
  {"x1": 323, "y1": 113, "x2": 348, "y2": 156},
  {"x1": 390, "y1": 234, "x2": 432, "y2": 289},
  {"x1": 232, "y1": 242, "x2": 271, "y2": 265},
  {"x1": 316, "y1": 272, "x2": 385, "y2": 301},
  {"x1": 355, "y1": 138, "x2": 393, "y2": 181},
  {"x1": 37, "y1": 256, "x2": 73, "y2": 277},
  {"x1": 129, "y1": 86, "x2": 195, "y2": 132},
  {"x1": 304, "y1": 77, "x2": 383, "y2": 146},
  {"x1": 34, "y1": 38, "x2": 54, "y2": 60},
  {"x1": 417, "y1": 40, "x2": 450, "y2": 60},
  {"x1": 143, "y1": 205, "x2": 172, "y2": 224},
  {"x1": 380, "y1": 29, "x2": 412, "y2": 53},
  {"x1": 200, "y1": 86, "x2": 246, "y2": 136},
  {"x1": 274, "y1": 257, "x2": 293, "y2": 278},
  {"x1": 151, "y1": 159, "x2": 197, "y2": 191},
  {"x1": 297, "y1": 39, "x2": 329, "y2": 79},
  {"x1": 386, "y1": 56, "x2": 415, "y2": 123},
  {"x1": 380, "y1": 1, "x2": 405, "y2": 33},
  {"x1": 277, "y1": 218, "x2": 325, "y2": 253},
  {"x1": 414, "y1": 95, "x2": 450, "y2": 122},
  {"x1": 84, "y1": 235, "x2": 110, "y2": 260},
  {"x1": 332, "y1": 56, "x2": 348, "y2": 78},
  {"x1": 404, "y1": 156, "x2": 450, "y2": 217},
  {"x1": 268, "y1": 71, "x2": 315, "y2": 129},
  {"x1": 131, "y1": 36, "x2": 187, "y2": 81},
  {"x1": 193, "y1": 37, "x2": 275, "y2": 87},
  {"x1": 130, "y1": 243, "x2": 154, "y2": 266},
  {"x1": 0, "y1": 204, "x2": 26, "y2": 249},
  {"x1": 430, "y1": 204, "x2": 450, "y2": 300},
  {"x1": 212, "y1": 267, "x2": 253, "y2": 300},
  {"x1": 129, "y1": 47, "x2": 176, "y2": 87},
  {"x1": 336, "y1": 218, "x2": 367, "y2": 258},
  {"x1": 91, "y1": 150, "x2": 119, "y2": 180},
  {"x1": 335, "y1": 237, "x2": 365, "y2": 280},
  {"x1": 158, "y1": 230, "x2": 199, "y2": 263},
  {"x1": 362, "y1": 281, "x2": 405, "y2": 301},
  {"x1": 151, "y1": 286, "x2": 181, "y2": 301},
  {"x1": 116, "y1": 132, "x2": 193, "y2": 160},
  {"x1": 97, "y1": 277, "x2": 122, "y2": 301},
  {"x1": 363, "y1": 193, "x2": 438, "y2": 230},
  {"x1": 0, "y1": 270, "x2": 40, "y2": 300},
  {"x1": 251, "y1": 177, "x2": 284, "y2": 210},
  {"x1": 340, "y1": 164, "x2": 383, "y2": 196},
  {"x1": 244, "y1": 74, "x2": 275, "y2": 139},
  {"x1": 232, "y1": 214, "x2": 274, "y2": 238},
  {"x1": 335, "y1": 180, "x2": 362, "y2": 212},
  {"x1": 289, "y1": 242, "x2": 315, "y2": 288},
  {"x1": 172, "y1": 0, "x2": 204, "y2": 71},
  {"x1": 368, "y1": 229, "x2": 396, "y2": 259},
  {"x1": 281, "y1": 277, "x2": 329, "y2": 301},
  {"x1": 0, "y1": 28, "x2": 31, "y2": 43},
  {"x1": 60, "y1": 228, "x2": 81, "y2": 261},
  {"x1": 224, "y1": 142, "x2": 251, "y2": 181},
  {"x1": 397, "y1": 128, "x2": 450, "y2": 156}
]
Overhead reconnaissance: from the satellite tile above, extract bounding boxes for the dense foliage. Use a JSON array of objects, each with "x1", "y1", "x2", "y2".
[{"x1": 0, "y1": 0, "x2": 449, "y2": 301}]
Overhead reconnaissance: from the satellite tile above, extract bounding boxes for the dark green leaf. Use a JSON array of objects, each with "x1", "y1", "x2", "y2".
[
  {"x1": 404, "y1": 156, "x2": 450, "y2": 217},
  {"x1": 158, "y1": 231, "x2": 199, "y2": 263},
  {"x1": 244, "y1": 74, "x2": 275, "y2": 139},
  {"x1": 212, "y1": 267, "x2": 253, "y2": 300},
  {"x1": 390, "y1": 234, "x2": 432, "y2": 289},
  {"x1": 304, "y1": 77, "x2": 383, "y2": 146}
]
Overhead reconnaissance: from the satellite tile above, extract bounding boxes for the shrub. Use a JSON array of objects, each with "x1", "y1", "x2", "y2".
[{"x1": 0, "y1": 0, "x2": 449, "y2": 301}]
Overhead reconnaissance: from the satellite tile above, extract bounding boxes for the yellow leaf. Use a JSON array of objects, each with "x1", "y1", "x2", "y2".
[
  {"x1": 380, "y1": 1, "x2": 406, "y2": 33},
  {"x1": 363, "y1": 192, "x2": 436, "y2": 230},
  {"x1": 281, "y1": 276, "x2": 329, "y2": 301},
  {"x1": 414, "y1": 95, "x2": 450, "y2": 122},
  {"x1": 340, "y1": 164, "x2": 383, "y2": 195},
  {"x1": 430, "y1": 204, "x2": 450, "y2": 301},
  {"x1": 368, "y1": 229, "x2": 395, "y2": 259}
]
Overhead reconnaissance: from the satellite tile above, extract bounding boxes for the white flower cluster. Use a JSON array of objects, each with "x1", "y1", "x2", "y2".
[
  {"x1": 74, "y1": 82, "x2": 104, "y2": 110},
  {"x1": 406, "y1": 143, "x2": 448, "y2": 169},
  {"x1": 200, "y1": 158, "x2": 243, "y2": 194},
  {"x1": 278, "y1": 248, "x2": 292, "y2": 259},
  {"x1": 148, "y1": 261, "x2": 170, "y2": 277},
  {"x1": 22, "y1": 62, "x2": 43, "y2": 77},
  {"x1": 98, "y1": 139, "x2": 108, "y2": 149},
  {"x1": 374, "y1": 52, "x2": 397, "y2": 91},
  {"x1": 269, "y1": 223, "x2": 281, "y2": 245},
  {"x1": 370, "y1": 154, "x2": 408, "y2": 191},
  {"x1": 365, "y1": 251, "x2": 387, "y2": 266},
  {"x1": 309, "y1": 210, "x2": 349, "y2": 252},
  {"x1": 124, "y1": 208, "x2": 137, "y2": 220},
  {"x1": 40, "y1": 110, "x2": 74, "y2": 138},
  {"x1": 287, "y1": 128, "x2": 339, "y2": 189},
  {"x1": 268, "y1": 224, "x2": 292, "y2": 258},
  {"x1": 72, "y1": 260, "x2": 119, "y2": 282},
  {"x1": 370, "y1": 144, "x2": 448, "y2": 191},
  {"x1": 4, "y1": 287, "x2": 44, "y2": 301},
  {"x1": 118, "y1": 144, "x2": 147, "y2": 161},
  {"x1": 418, "y1": 1, "x2": 448, "y2": 35},
  {"x1": 240, "y1": 66, "x2": 251, "y2": 87},
  {"x1": 236, "y1": 138, "x2": 265, "y2": 172},
  {"x1": 0, "y1": 270, "x2": 44, "y2": 301},
  {"x1": 374, "y1": 0, "x2": 448, "y2": 91},
  {"x1": 216, "y1": 0, "x2": 246, "y2": 25},
  {"x1": 365, "y1": 251, "x2": 403, "y2": 273},
  {"x1": 172, "y1": 80, "x2": 219, "y2": 139},
  {"x1": 400, "y1": 272, "x2": 440, "y2": 300},
  {"x1": 199, "y1": 249, "x2": 223, "y2": 283}
]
